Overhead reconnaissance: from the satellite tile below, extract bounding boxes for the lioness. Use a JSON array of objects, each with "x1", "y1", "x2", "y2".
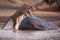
[{"x1": 1, "y1": 4, "x2": 36, "y2": 32}]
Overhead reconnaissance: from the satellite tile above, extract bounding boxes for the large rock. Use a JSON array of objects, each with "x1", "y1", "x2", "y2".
[{"x1": 18, "y1": 17, "x2": 59, "y2": 30}]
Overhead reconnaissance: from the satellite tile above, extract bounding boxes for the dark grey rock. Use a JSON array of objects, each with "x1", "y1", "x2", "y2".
[{"x1": 18, "y1": 17, "x2": 59, "y2": 30}]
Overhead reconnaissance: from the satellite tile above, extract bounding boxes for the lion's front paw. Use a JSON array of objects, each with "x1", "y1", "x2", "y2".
[{"x1": 13, "y1": 29, "x2": 18, "y2": 32}]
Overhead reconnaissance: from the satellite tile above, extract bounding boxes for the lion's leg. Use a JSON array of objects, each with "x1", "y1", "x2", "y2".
[
  {"x1": 27, "y1": 9, "x2": 32, "y2": 17},
  {"x1": 13, "y1": 17, "x2": 20, "y2": 32},
  {"x1": 17, "y1": 15, "x2": 24, "y2": 30},
  {"x1": 13, "y1": 18, "x2": 17, "y2": 32},
  {"x1": 13, "y1": 15, "x2": 24, "y2": 32},
  {"x1": 24, "y1": 10, "x2": 32, "y2": 18}
]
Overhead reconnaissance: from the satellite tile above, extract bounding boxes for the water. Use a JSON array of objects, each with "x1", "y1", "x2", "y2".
[{"x1": 0, "y1": 30, "x2": 60, "y2": 40}]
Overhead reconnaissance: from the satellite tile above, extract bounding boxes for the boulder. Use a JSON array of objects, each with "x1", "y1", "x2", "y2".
[{"x1": 18, "y1": 17, "x2": 59, "y2": 30}]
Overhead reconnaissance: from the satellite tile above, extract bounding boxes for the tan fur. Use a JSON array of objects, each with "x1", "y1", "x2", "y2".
[{"x1": 1, "y1": 4, "x2": 36, "y2": 32}]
